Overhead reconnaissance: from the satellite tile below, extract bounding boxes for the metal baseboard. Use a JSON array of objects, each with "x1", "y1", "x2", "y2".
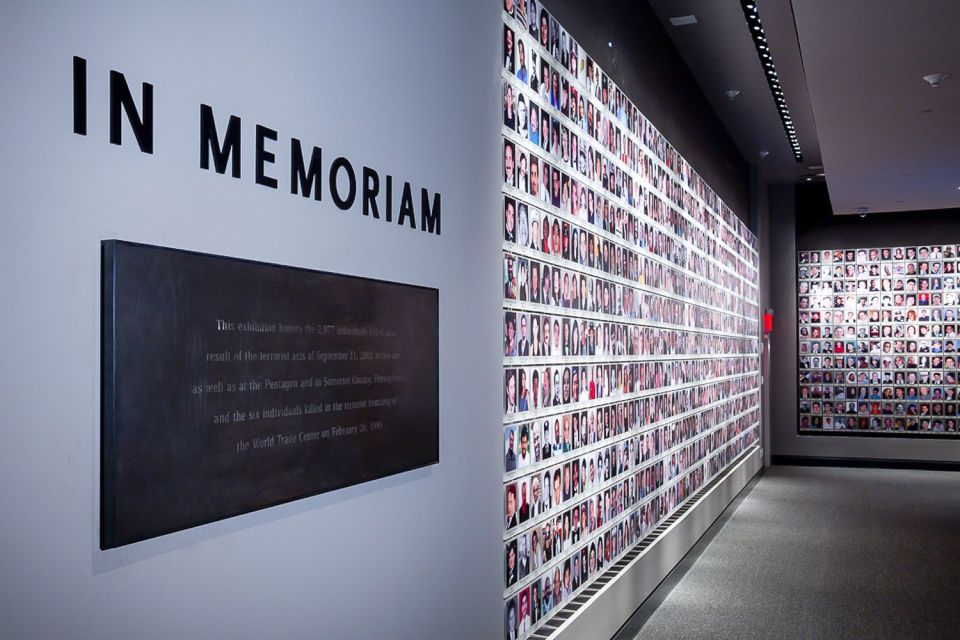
[{"x1": 538, "y1": 445, "x2": 763, "y2": 640}]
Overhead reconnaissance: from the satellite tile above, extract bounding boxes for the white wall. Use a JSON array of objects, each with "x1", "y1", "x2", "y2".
[{"x1": 0, "y1": 2, "x2": 505, "y2": 638}]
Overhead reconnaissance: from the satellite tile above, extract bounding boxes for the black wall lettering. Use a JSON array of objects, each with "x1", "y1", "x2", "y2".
[
  {"x1": 385, "y1": 175, "x2": 393, "y2": 223},
  {"x1": 362, "y1": 166, "x2": 380, "y2": 218},
  {"x1": 398, "y1": 182, "x2": 416, "y2": 229},
  {"x1": 200, "y1": 104, "x2": 241, "y2": 178},
  {"x1": 420, "y1": 190, "x2": 441, "y2": 235},
  {"x1": 329, "y1": 157, "x2": 356, "y2": 210},
  {"x1": 109, "y1": 70, "x2": 153, "y2": 153},
  {"x1": 290, "y1": 138, "x2": 322, "y2": 201},
  {"x1": 255, "y1": 125, "x2": 278, "y2": 189},
  {"x1": 68, "y1": 56, "x2": 442, "y2": 240},
  {"x1": 73, "y1": 56, "x2": 86, "y2": 136}
]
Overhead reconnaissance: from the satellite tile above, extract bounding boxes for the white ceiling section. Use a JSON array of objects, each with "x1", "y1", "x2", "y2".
[
  {"x1": 650, "y1": 0, "x2": 960, "y2": 215},
  {"x1": 648, "y1": 0, "x2": 822, "y2": 183},
  {"x1": 791, "y1": 0, "x2": 960, "y2": 214}
]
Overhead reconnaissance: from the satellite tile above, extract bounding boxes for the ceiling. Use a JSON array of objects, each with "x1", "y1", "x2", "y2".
[{"x1": 648, "y1": 0, "x2": 960, "y2": 215}]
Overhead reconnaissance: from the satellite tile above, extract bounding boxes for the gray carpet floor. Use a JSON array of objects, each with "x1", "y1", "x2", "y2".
[{"x1": 627, "y1": 465, "x2": 960, "y2": 640}]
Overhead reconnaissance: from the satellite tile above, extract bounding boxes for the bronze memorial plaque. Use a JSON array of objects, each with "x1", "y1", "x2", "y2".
[{"x1": 101, "y1": 240, "x2": 439, "y2": 548}]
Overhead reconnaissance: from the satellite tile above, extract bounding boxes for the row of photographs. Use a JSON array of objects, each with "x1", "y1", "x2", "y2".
[
  {"x1": 801, "y1": 398, "x2": 959, "y2": 417},
  {"x1": 800, "y1": 338, "x2": 960, "y2": 354},
  {"x1": 503, "y1": 193, "x2": 754, "y2": 316},
  {"x1": 802, "y1": 381, "x2": 958, "y2": 398},
  {"x1": 801, "y1": 354, "x2": 960, "y2": 369},
  {"x1": 800, "y1": 415, "x2": 958, "y2": 433},
  {"x1": 502, "y1": 427, "x2": 758, "y2": 639},
  {"x1": 800, "y1": 247, "x2": 960, "y2": 264},
  {"x1": 801, "y1": 371, "x2": 956, "y2": 387},
  {"x1": 503, "y1": 252, "x2": 758, "y2": 337},
  {"x1": 500, "y1": 0, "x2": 758, "y2": 263},
  {"x1": 800, "y1": 383, "x2": 958, "y2": 400},
  {"x1": 801, "y1": 293, "x2": 959, "y2": 310},
  {"x1": 800, "y1": 265, "x2": 960, "y2": 280},
  {"x1": 802, "y1": 280, "x2": 960, "y2": 298},
  {"x1": 800, "y1": 327, "x2": 960, "y2": 343},
  {"x1": 800, "y1": 312, "x2": 960, "y2": 329},
  {"x1": 504, "y1": 310, "x2": 759, "y2": 360},
  {"x1": 504, "y1": 403, "x2": 758, "y2": 529},
  {"x1": 503, "y1": 359, "x2": 757, "y2": 417},
  {"x1": 501, "y1": 4, "x2": 761, "y2": 637}
]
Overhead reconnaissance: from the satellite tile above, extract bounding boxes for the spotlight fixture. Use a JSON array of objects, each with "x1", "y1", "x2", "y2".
[
  {"x1": 738, "y1": 1, "x2": 803, "y2": 162},
  {"x1": 758, "y1": 150, "x2": 770, "y2": 159},
  {"x1": 922, "y1": 73, "x2": 950, "y2": 87},
  {"x1": 724, "y1": 89, "x2": 741, "y2": 100}
]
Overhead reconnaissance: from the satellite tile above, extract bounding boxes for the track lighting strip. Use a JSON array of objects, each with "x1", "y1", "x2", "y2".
[{"x1": 739, "y1": 1, "x2": 803, "y2": 162}]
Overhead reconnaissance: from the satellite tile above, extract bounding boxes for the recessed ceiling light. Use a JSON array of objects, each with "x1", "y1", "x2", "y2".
[
  {"x1": 724, "y1": 89, "x2": 741, "y2": 99},
  {"x1": 670, "y1": 15, "x2": 698, "y2": 26},
  {"x1": 608, "y1": 41, "x2": 613, "y2": 48},
  {"x1": 758, "y1": 150, "x2": 770, "y2": 159},
  {"x1": 922, "y1": 73, "x2": 950, "y2": 87}
]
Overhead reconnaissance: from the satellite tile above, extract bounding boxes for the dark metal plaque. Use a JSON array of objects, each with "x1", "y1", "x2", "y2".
[{"x1": 101, "y1": 240, "x2": 439, "y2": 548}]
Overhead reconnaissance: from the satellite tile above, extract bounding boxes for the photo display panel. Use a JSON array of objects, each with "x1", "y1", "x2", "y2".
[
  {"x1": 797, "y1": 245, "x2": 960, "y2": 436},
  {"x1": 500, "y1": 2, "x2": 761, "y2": 638}
]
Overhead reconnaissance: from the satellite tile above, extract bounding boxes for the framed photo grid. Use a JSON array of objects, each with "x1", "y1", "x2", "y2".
[
  {"x1": 500, "y1": 2, "x2": 762, "y2": 638},
  {"x1": 798, "y1": 245, "x2": 960, "y2": 436}
]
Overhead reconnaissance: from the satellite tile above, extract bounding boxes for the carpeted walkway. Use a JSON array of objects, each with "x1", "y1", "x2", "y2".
[{"x1": 626, "y1": 465, "x2": 960, "y2": 640}]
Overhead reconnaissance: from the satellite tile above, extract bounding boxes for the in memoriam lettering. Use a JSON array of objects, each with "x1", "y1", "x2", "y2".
[{"x1": 72, "y1": 56, "x2": 441, "y2": 236}]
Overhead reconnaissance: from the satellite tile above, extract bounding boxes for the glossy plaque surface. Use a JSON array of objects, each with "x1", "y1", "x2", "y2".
[{"x1": 101, "y1": 240, "x2": 439, "y2": 548}]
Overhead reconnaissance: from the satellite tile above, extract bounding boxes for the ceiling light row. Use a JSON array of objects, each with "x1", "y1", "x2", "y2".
[{"x1": 739, "y1": 1, "x2": 803, "y2": 162}]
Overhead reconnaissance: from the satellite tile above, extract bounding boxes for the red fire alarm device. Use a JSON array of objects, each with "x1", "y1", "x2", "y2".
[{"x1": 763, "y1": 309, "x2": 774, "y2": 335}]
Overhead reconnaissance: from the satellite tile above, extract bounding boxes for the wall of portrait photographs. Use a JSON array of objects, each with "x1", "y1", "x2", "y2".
[
  {"x1": 500, "y1": 2, "x2": 762, "y2": 638},
  {"x1": 798, "y1": 245, "x2": 960, "y2": 437}
]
